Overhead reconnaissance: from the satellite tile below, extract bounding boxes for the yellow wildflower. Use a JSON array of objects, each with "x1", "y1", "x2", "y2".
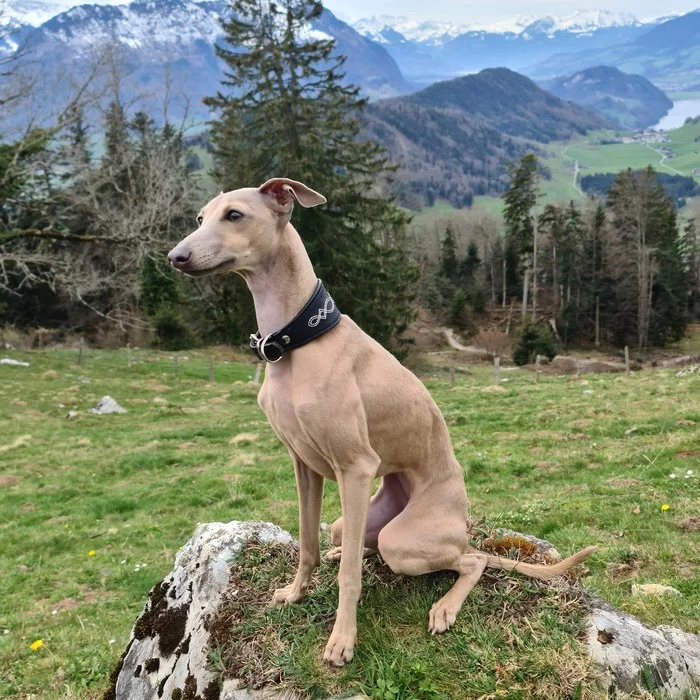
[
  {"x1": 87, "y1": 550, "x2": 96, "y2": 557},
  {"x1": 661, "y1": 504, "x2": 670, "y2": 511},
  {"x1": 30, "y1": 639, "x2": 43, "y2": 651}
]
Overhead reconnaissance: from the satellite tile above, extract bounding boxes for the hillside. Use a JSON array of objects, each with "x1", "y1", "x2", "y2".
[
  {"x1": 530, "y1": 9, "x2": 700, "y2": 94},
  {"x1": 542, "y1": 66, "x2": 673, "y2": 130},
  {"x1": 366, "y1": 68, "x2": 609, "y2": 208}
]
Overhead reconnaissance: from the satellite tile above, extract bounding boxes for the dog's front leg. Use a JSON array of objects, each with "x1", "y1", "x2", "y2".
[
  {"x1": 323, "y1": 462, "x2": 376, "y2": 666},
  {"x1": 272, "y1": 455, "x2": 323, "y2": 606}
]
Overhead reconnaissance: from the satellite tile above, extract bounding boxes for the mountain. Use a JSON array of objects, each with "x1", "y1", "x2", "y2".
[
  {"x1": 353, "y1": 10, "x2": 662, "y2": 82},
  {"x1": 529, "y1": 9, "x2": 700, "y2": 93},
  {"x1": 0, "y1": 0, "x2": 408, "y2": 126},
  {"x1": 541, "y1": 66, "x2": 673, "y2": 130},
  {"x1": 365, "y1": 68, "x2": 610, "y2": 208}
]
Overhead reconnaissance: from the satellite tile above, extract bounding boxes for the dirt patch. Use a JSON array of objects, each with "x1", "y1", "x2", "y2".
[
  {"x1": 229, "y1": 433, "x2": 259, "y2": 445},
  {"x1": 480, "y1": 385, "x2": 507, "y2": 394},
  {"x1": 676, "y1": 450, "x2": 700, "y2": 458},
  {"x1": 0, "y1": 475, "x2": 21, "y2": 486},
  {"x1": 675, "y1": 516, "x2": 700, "y2": 532},
  {"x1": 50, "y1": 598, "x2": 79, "y2": 613},
  {"x1": 606, "y1": 478, "x2": 641, "y2": 488},
  {"x1": 41, "y1": 369, "x2": 59, "y2": 380},
  {"x1": 0, "y1": 435, "x2": 31, "y2": 453}
]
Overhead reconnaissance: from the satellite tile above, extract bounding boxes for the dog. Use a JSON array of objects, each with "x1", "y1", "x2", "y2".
[{"x1": 168, "y1": 178, "x2": 595, "y2": 667}]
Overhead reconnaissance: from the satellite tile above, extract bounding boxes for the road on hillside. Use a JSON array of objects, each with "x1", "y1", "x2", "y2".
[{"x1": 645, "y1": 143, "x2": 683, "y2": 176}]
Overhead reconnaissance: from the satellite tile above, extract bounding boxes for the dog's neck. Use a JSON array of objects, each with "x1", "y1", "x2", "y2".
[{"x1": 243, "y1": 222, "x2": 318, "y2": 337}]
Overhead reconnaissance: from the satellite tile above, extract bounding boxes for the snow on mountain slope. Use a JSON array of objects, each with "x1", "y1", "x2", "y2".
[
  {"x1": 353, "y1": 15, "x2": 466, "y2": 45},
  {"x1": 354, "y1": 8, "x2": 661, "y2": 44},
  {"x1": 4, "y1": 0, "x2": 129, "y2": 26}
]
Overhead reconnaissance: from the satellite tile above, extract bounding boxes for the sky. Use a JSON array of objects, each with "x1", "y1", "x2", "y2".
[{"x1": 323, "y1": 0, "x2": 699, "y2": 23}]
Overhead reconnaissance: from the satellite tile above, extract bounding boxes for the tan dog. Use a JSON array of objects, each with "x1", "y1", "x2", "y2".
[{"x1": 168, "y1": 178, "x2": 595, "y2": 667}]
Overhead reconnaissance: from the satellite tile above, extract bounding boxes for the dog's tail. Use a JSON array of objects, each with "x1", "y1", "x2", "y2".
[{"x1": 470, "y1": 545, "x2": 596, "y2": 580}]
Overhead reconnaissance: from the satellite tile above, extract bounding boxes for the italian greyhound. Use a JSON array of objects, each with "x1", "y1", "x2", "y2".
[{"x1": 168, "y1": 178, "x2": 595, "y2": 667}]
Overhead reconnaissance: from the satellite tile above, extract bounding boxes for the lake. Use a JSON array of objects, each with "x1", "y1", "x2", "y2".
[{"x1": 652, "y1": 99, "x2": 700, "y2": 131}]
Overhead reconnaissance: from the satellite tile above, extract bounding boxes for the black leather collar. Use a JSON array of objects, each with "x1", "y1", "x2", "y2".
[{"x1": 249, "y1": 279, "x2": 341, "y2": 363}]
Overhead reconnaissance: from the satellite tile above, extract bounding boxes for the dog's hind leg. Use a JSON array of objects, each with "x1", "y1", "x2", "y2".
[
  {"x1": 377, "y1": 486, "x2": 484, "y2": 634},
  {"x1": 327, "y1": 473, "x2": 409, "y2": 560}
]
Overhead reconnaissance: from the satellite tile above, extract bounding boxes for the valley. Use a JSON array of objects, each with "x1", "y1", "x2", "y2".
[{"x1": 412, "y1": 119, "x2": 700, "y2": 227}]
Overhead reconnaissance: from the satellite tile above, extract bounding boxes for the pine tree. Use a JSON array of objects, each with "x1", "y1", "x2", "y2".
[
  {"x1": 503, "y1": 154, "x2": 539, "y2": 256},
  {"x1": 680, "y1": 218, "x2": 700, "y2": 319},
  {"x1": 206, "y1": 0, "x2": 417, "y2": 352},
  {"x1": 139, "y1": 255, "x2": 180, "y2": 318},
  {"x1": 607, "y1": 167, "x2": 688, "y2": 348},
  {"x1": 459, "y1": 241, "x2": 481, "y2": 285},
  {"x1": 440, "y1": 225, "x2": 458, "y2": 282},
  {"x1": 502, "y1": 153, "x2": 540, "y2": 300}
]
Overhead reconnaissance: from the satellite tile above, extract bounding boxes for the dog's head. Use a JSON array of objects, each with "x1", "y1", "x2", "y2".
[{"x1": 167, "y1": 178, "x2": 326, "y2": 277}]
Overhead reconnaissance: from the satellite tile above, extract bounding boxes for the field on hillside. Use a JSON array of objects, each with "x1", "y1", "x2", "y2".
[
  {"x1": 561, "y1": 123, "x2": 700, "y2": 182},
  {"x1": 1, "y1": 348, "x2": 699, "y2": 698},
  {"x1": 414, "y1": 123, "x2": 700, "y2": 226}
]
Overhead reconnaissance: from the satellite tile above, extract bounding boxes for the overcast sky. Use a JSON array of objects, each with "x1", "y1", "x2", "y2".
[{"x1": 324, "y1": 0, "x2": 699, "y2": 23}]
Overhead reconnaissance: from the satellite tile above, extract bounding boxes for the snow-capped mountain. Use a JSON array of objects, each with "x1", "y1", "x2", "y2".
[
  {"x1": 3, "y1": 0, "x2": 129, "y2": 26},
  {"x1": 353, "y1": 16, "x2": 466, "y2": 46},
  {"x1": 354, "y1": 9, "x2": 653, "y2": 43},
  {"x1": 1, "y1": 0, "x2": 407, "y2": 128},
  {"x1": 352, "y1": 8, "x2": 668, "y2": 81}
]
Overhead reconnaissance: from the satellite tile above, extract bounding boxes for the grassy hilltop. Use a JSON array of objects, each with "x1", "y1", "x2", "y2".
[{"x1": 0, "y1": 348, "x2": 698, "y2": 698}]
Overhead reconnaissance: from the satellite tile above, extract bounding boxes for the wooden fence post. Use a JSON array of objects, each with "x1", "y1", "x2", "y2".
[
  {"x1": 535, "y1": 354, "x2": 541, "y2": 383},
  {"x1": 173, "y1": 355, "x2": 179, "y2": 378},
  {"x1": 493, "y1": 356, "x2": 501, "y2": 384},
  {"x1": 624, "y1": 346, "x2": 630, "y2": 375},
  {"x1": 253, "y1": 363, "x2": 263, "y2": 385},
  {"x1": 449, "y1": 364, "x2": 455, "y2": 388},
  {"x1": 208, "y1": 357, "x2": 215, "y2": 383}
]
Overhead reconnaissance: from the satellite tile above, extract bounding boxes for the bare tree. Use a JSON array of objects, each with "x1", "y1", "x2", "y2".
[{"x1": 0, "y1": 50, "x2": 201, "y2": 330}]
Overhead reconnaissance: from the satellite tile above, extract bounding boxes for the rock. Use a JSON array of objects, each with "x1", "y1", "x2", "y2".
[
  {"x1": 107, "y1": 521, "x2": 293, "y2": 700},
  {"x1": 587, "y1": 600, "x2": 700, "y2": 698},
  {"x1": 0, "y1": 358, "x2": 29, "y2": 367},
  {"x1": 66, "y1": 410, "x2": 79, "y2": 419},
  {"x1": 659, "y1": 354, "x2": 698, "y2": 369},
  {"x1": 632, "y1": 583, "x2": 682, "y2": 597},
  {"x1": 91, "y1": 396, "x2": 127, "y2": 415},
  {"x1": 109, "y1": 522, "x2": 700, "y2": 700}
]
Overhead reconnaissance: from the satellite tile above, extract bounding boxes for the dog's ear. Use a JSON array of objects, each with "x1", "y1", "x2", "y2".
[{"x1": 258, "y1": 178, "x2": 327, "y2": 213}]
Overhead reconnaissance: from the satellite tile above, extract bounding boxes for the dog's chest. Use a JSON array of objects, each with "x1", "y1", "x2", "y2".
[{"x1": 258, "y1": 379, "x2": 336, "y2": 480}]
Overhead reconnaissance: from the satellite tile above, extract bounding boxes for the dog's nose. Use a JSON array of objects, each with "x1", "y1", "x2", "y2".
[{"x1": 168, "y1": 248, "x2": 191, "y2": 268}]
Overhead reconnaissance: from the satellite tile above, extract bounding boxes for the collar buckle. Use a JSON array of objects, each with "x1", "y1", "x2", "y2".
[{"x1": 250, "y1": 333, "x2": 284, "y2": 363}]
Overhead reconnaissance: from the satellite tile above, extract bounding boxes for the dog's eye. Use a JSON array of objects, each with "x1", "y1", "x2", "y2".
[
  {"x1": 227, "y1": 210, "x2": 243, "y2": 222},
  {"x1": 196, "y1": 215, "x2": 203, "y2": 226}
]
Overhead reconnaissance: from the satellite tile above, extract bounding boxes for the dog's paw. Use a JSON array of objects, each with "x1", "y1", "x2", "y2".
[
  {"x1": 271, "y1": 583, "x2": 305, "y2": 607},
  {"x1": 325, "y1": 546, "x2": 377, "y2": 562},
  {"x1": 323, "y1": 626, "x2": 356, "y2": 667},
  {"x1": 428, "y1": 599, "x2": 458, "y2": 634}
]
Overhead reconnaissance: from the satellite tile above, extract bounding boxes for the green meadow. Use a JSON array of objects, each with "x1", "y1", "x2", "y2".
[{"x1": 1, "y1": 348, "x2": 698, "y2": 698}]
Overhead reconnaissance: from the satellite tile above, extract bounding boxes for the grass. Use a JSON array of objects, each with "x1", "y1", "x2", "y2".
[{"x1": 1, "y1": 346, "x2": 699, "y2": 698}]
